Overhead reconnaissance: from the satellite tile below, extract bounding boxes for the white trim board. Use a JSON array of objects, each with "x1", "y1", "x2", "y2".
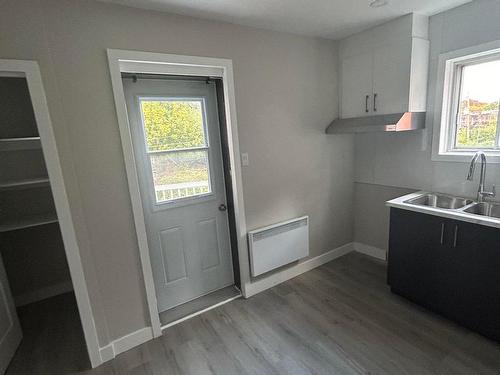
[
  {"x1": 14, "y1": 281, "x2": 73, "y2": 307},
  {"x1": 99, "y1": 327, "x2": 153, "y2": 363},
  {"x1": 0, "y1": 59, "x2": 101, "y2": 368},
  {"x1": 96, "y1": 241, "x2": 388, "y2": 364},
  {"x1": 353, "y1": 242, "x2": 387, "y2": 261},
  {"x1": 107, "y1": 49, "x2": 250, "y2": 339}
]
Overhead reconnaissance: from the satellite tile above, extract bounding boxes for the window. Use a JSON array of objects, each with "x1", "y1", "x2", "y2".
[
  {"x1": 139, "y1": 98, "x2": 212, "y2": 204},
  {"x1": 454, "y1": 60, "x2": 500, "y2": 149},
  {"x1": 433, "y1": 42, "x2": 500, "y2": 162}
]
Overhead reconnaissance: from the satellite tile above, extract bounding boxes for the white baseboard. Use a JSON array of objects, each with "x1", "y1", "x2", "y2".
[
  {"x1": 99, "y1": 327, "x2": 153, "y2": 363},
  {"x1": 97, "y1": 241, "x2": 387, "y2": 365},
  {"x1": 15, "y1": 281, "x2": 74, "y2": 307},
  {"x1": 244, "y1": 242, "x2": 354, "y2": 297},
  {"x1": 353, "y1": 242, "x2": 387, "y2": 261}
]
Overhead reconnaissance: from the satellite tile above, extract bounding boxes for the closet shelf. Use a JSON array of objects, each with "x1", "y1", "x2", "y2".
[
  {"x1": 0, "y1": 213, "x2": 58, "y2": 232},
  {"x1": 0, "y1": 137, "x2": 41, "y2": 151},
  {"x1": 0, "y1": 177, "x2": 50, "y2": 191}
]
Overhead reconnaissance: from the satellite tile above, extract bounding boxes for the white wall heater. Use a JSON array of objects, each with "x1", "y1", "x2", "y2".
[{"x1": 248, "y1": 216, "x2": 309, "y2": 277}]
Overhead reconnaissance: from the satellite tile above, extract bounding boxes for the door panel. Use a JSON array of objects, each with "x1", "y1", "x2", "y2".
[
  {"x1": 123, "y1": 78, "x2": 234, "y2": 312},
  {"x1": 341, "y1": 52, "x2": 373, "y2": 118},
  {"x1": 372, "y1": 41, "x2": 411, "y2": 115},
  {"x1": 159, "y1": 227, "x2": 188, "y2": 283},
  {"x1": 0, "y1": 253, "x2": 22, "y2": 375},
  {"x1": 198, "y1": 218, "x2": 221, "y2": 270},
  {"x1": 388, "y1": 208, "x2": 444, "y2": 308}
]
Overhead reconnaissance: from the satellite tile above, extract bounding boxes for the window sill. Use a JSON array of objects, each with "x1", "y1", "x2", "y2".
[{"x1": 432, "y1": 151, "x2": 500, "y2": 163}]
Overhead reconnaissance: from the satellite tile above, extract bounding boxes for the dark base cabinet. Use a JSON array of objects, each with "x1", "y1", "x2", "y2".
[{"x1": 388, "y1": 208, "x2": 500, "y2": 343}]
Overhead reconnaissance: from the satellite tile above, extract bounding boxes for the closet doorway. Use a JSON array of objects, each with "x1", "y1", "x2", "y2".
[{"x1": 0, "y1": 60, "x2": 100, "y2": 373}]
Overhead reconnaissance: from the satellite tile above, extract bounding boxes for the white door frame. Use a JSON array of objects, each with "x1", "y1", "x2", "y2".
[
  {"x1": 107, "y1": 49, "x2": 250, "y2": 337},
  {"x1": 0, "y1": 59, "x2": 101, "y2": 367}
]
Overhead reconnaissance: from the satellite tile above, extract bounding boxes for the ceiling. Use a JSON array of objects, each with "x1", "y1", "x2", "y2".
[{"x1": 102, "y1": 0, "x2": 472, "y2": 40}]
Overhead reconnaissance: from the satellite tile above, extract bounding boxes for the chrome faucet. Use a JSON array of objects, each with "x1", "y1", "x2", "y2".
[{"x1": 467, "y1": 151, "x2": 496, "y2": 202}]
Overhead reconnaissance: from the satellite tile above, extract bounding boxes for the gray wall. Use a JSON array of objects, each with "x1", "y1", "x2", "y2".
[
  {"x1": 0, "y1": 0, "x2": 354, "y2": 346},
  {"x1": 353, "y1": 183, "x2": 415, "y2": 250},
  {"x1": 353, "y1": 0, "x2": 500, "y2": 249}
]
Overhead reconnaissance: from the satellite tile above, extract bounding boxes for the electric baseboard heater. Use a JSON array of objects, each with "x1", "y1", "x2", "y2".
[{"x1": 248, "y1": 216, "x2": 309, "y2": 277}]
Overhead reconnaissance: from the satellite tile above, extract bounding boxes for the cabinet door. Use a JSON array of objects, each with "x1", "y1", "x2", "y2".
[
  {"x1": 464, "y1": 224, "x2": 500, "y2": 341},
  {"x1": 372, "y1": 41, "x2": 411, "y2": 115},
  {"x1": 434, "y1": 219, "x2": 480, "y2": 323},
  {"x1": 340, "y1": 52, "x2": 373, "y2": 118},
  {"x1": 388, "y1": 208, "x2": 445, "y2": 308}
]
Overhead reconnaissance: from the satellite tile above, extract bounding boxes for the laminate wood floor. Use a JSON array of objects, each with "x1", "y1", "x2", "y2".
[{"x1": 10, "y1": 252, "x2": 500, "y2": 374}]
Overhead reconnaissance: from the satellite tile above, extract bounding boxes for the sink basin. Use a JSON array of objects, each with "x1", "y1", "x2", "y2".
[
  {"x1": 405, "y1": 193, "x2": 473, "y2": 209},
  {"x1": 463, "y1": 202, "x2": 500, "y2": 219}
]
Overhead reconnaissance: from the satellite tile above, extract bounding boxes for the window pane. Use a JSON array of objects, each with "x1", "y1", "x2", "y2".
[
  {"x1": 140, "y1": 99, "x2": 206, "y2": 152},
  {"x1": 150, "y1": 150, "x2": 211, "y2": 203},
  {"x1": 455, "y1": 60, "x2": 500, "y2": 149}
]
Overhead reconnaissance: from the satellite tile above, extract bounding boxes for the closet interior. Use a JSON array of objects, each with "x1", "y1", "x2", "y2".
[{"x1": 0, "y1": 76, "x2": 88, "y2": 373}]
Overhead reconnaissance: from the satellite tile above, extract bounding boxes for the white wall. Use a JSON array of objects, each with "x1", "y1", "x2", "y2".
[
  {"x1": 0, "y1": 0, "x2": 354, "y2": 349},
  {"x1": 353, "y1": 0, "x2": 500, "y2": 249}
]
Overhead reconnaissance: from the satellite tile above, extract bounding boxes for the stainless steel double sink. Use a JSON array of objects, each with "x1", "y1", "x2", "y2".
[{"x1": 405, "y1": 193, "x2": 500, "y2": 219}]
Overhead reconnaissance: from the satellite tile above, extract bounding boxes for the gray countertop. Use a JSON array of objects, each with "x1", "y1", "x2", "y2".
[{"x1": 386, "y1": 191, "x2": 500, "y2": 229}]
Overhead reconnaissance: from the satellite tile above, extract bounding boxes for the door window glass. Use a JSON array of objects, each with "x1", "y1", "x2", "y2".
[{"x1": 139, "y1": 99, "x2": 211, "y2": 203}]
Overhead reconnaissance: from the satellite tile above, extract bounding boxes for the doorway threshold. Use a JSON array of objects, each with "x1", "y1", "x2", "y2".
[{"x1": 160, "y1": 285, "x2": 241, "y2": 330}]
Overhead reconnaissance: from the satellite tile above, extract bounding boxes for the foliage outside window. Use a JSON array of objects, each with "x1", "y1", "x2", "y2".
[{"x1": 139, "y1": 99, "x2": 211, "y2": 203}]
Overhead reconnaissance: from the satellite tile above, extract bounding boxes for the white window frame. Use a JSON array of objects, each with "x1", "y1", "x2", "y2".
[
  {"x1": 432, "y1": 39, "x2": 500, "y2": 163},
  {"x1": 432, "y1": 40, "x2": 500, "y2": 163}
]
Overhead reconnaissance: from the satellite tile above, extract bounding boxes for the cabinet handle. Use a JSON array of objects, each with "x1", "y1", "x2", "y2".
[
  {"x1": 440, "y1": 223, "x2": 445, "y2": 245},
  {"x1": 373, "y1": 93, "x2": 377, "y2": 112},
  {"x1": 453, "y1": 224, "x2": 458, "y2": 248},
  {"x1": 365, "y1": 95, "x2": 370, "y2": 113}
]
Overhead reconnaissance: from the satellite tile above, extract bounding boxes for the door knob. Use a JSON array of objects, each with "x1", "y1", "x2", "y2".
[{"x1": 218, "y1": 204, "x2": 227, "y2": 211}]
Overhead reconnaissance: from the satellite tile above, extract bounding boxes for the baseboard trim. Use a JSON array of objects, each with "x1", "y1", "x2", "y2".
[
  {"x1": 244, "y1": 242, "x2": 354, "y2": 297},
  {"x1": 99, "y1": 327, "x2": 153, "y2": 363},
  {"x1": 353, "y1": 242, "x2": 387, "y2": 261},
  {"x1": 14, "y1": 281, "x2": 74, "y2": 307},
  {"x1": 97, "y1": 241, "x2": 387, "y2": 365}
]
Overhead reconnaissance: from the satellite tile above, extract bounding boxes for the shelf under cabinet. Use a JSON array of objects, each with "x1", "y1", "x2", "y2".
[
  {"x1": 0, "y1": 177, "x2": 50, "y2": 191},
  {"x1": 0, "y1": 137, "x2": 41, "y2": 151},
  {"x1": 0, "y1": 213, "x2": 58, "y2": 233}
]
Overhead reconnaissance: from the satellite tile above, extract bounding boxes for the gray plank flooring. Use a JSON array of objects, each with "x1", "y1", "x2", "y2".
[{"x1": 9, "y1": 252, "x2": 500, "y2": 374}]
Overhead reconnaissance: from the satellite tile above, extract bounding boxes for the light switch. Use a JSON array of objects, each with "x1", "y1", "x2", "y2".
[{"x1": 241, "y1": 153, "x2": 249, "y2": 166}]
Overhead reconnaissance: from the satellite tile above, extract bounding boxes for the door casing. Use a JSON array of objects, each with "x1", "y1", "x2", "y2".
[{"x1": 107, "y1": 50, "x2": 250, "y2": 338}]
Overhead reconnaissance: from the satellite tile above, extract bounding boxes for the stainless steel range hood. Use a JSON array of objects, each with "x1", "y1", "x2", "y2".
[{"x1": 325, "y1": 112, "x2": 426, "y2": 134}]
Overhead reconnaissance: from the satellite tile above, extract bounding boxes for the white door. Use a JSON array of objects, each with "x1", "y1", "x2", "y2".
[
  {"x1": 123, "y1": 78, "x2": 234, "y2": 312},
  {"x1": 372, "y1": 41, "x2": 412, "y2": 115},
  {"x1": 0, "y1": 253, "x2": 22, "y2": 374},
  {"x1": 341, "y1": 51, "x2": 373, "y2": 118}
]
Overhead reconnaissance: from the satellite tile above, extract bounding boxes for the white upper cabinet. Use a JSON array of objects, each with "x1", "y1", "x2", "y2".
[
  {"x1": 341, "y1": 51, "x2": 373, "y2": 118},
  {"x1": 339, "y1": 14, "x2": 430, "y2": 119}
]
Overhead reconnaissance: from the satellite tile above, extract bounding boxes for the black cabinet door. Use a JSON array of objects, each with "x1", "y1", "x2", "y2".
[
  {"x1": 465, "y1": 224, "x2": 500, "y2": 341},
  {"x1": 388, "y1": 208, "x2": 446, "y2": 309},
  {"x1": 389, "y1": 209, "x2": 500, "y2": 343},
  {"x1": 435, "y1": 219, "x2": 481, "y2": 324}
]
